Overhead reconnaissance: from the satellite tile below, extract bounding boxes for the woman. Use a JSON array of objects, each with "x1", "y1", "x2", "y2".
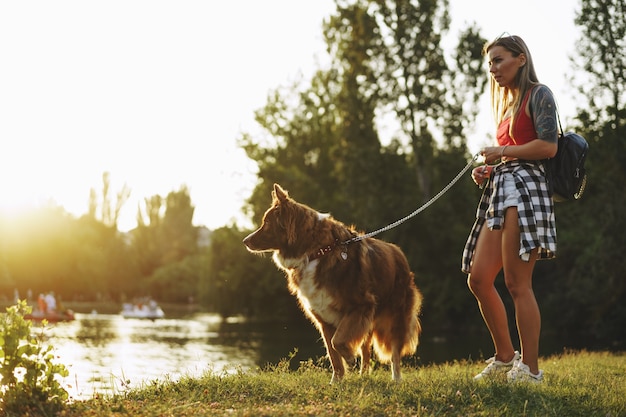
[{"x1": 462, "y1": 34, "x2": 558, "y2": 383}]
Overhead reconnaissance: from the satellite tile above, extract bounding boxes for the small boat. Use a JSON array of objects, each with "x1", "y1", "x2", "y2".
[
  {"x1": 120, "y1": 301, "x2": 165, "y2": 320},
  {"x1": 25, "y1": 309, "x2": 75, "y2": 323},
  {"x1": 25, "y1": 292, "x2": 74, "y2": 322}
]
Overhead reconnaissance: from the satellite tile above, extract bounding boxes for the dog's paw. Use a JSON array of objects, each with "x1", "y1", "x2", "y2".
[{"x1": 329, "y1": 373, "x2": 344, "y2": 385}]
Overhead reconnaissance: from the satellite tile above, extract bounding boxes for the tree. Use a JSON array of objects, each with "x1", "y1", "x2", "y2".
[
  {"x1": 70, "y1": 216, "x2": 138, "y2": 301},
  {"x1": 327, "y1": 0, "x2": 486, "y2": 202},
  {"x1": 148, "y1": 255, "x2": 202, "y2": 303},
  {"x1": 322, "y1": 3, "x2": 386, "y2": 228},
  {"x1": 161, "y1": 186, "x2": 197, "y2": 264},
  {"x1": 132, "y1": 195, "x2": 165, "y2": 277},
  {"x1": 571, "y1": 0, "x2": 626, "y2": 133},
  {"x1": 239, "y1": 71, "x2": 345, "y2": 225},
  {"x1": 541, "y1": 0, "x2": 626, "y2": 342},
  {"x1": 87, "y1": 172, "x2": 131, "y2": 229},
  {"x1": 130, "y1": 187, "x2": 198, "y2": 298}
]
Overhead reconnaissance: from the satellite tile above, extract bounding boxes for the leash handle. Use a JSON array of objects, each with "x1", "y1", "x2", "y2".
[{"x1": 342, "y1": 153, "x2": 481, "y2": 245}]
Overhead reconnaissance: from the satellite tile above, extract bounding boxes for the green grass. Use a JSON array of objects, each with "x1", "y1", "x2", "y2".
[{"x1": 60, "y1": 350, "x2": 625, "y2": 417}]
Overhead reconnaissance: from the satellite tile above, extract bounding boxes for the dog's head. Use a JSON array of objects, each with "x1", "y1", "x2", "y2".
[{"x1": 243, "y1": 184, "x2": 312, "y2": 254}]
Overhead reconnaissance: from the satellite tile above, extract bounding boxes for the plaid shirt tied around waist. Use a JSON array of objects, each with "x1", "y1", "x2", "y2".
[{"x1": 461, "y1": 159, "x2": 556, "y2": 274}]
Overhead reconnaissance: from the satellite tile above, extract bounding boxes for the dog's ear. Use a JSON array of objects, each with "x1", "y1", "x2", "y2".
[
  {"x1": 272, "y1": 184, "x2": 297, "y2": 245},
  {"x1": 282, "y1": 203, "x2": 298, "y2": 246},
  {"x1": 273, "y1": 184, "x2": 289, "y2": 202}
]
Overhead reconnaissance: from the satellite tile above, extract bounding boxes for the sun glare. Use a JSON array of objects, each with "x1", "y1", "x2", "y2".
[
  {"x1": 0, "y1": 183, "x2": 80, "y2": 232},
  {"x1": 0, "y1": 193, "x2": 50, "y2": 229},
  {"x1": 0, "y1": 196, "x2": 39, "y2": 218}
]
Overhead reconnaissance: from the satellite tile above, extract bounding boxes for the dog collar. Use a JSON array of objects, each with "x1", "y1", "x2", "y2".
[
  {"x1": 308, "y1": 241, "x2": 337, "y2": 261},
  {"x1": 309, "y1": 239, "x2": 347, "y2": 261}
]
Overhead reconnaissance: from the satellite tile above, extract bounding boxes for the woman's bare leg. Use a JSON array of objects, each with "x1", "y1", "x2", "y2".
[
  {"x1": 467, "y1": 225, "x2": 516, "y2": 362},
  {"x1": 502, "y1": 207, "x2": 541, "y2": 374}
]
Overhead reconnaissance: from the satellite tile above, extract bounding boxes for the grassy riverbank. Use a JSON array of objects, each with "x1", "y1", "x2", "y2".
[{"x1": 59, "y1": 350, "x2": 624, "y2": 417}]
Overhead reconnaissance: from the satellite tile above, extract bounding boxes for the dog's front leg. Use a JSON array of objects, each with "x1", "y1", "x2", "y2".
[{"x1": 316, "y1": 319, "x2": 345, "y2": 384}]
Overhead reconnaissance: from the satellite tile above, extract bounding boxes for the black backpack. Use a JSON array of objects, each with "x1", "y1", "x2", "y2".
[
  {"x1": 530, "y1": 86, "x2": 589, "y2": 202},
  {"x1": 548, "y1": 129, "x2": 589, "y2": 202}
]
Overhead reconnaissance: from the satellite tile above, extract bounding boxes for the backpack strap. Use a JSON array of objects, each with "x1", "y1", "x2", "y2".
[{"x1": 528, "y1": 83, "x2": 559, "y2": 195}]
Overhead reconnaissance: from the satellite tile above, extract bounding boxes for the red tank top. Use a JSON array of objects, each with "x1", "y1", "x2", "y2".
[{"x1": 496, "y1": 89, "x2": 536, "y2": 146}]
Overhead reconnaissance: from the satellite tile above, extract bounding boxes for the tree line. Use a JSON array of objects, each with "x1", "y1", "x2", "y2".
[{"x1": 0, "y1": 0, "x2": 623, "y2": 348}]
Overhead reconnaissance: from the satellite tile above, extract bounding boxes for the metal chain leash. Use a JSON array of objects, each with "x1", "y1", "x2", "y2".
[{"x1": 341, "y1": 153, "x2": 481, "y2": 246}]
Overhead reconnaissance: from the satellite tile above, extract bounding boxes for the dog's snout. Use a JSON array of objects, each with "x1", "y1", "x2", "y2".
[{"x1": 243, "y1": 229, "x2": 261, "y2": 250}]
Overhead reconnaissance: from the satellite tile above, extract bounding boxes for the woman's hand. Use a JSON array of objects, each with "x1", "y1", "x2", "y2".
[
  {"x1": 480, "y1": 146, "x2": 507, "y2": 164},
  {"x1": 472, "y1": 165, "x2": 492, "y2": 187}
]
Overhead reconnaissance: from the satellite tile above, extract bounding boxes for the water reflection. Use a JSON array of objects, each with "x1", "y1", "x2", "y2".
[{"x1": 74, "y1": 317, "x2": 117, "y2": 346}]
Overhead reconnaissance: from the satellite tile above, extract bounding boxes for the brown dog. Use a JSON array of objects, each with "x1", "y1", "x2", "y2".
[{"x1": 243, "y1": 184, "x2": 423, "y2": 383}]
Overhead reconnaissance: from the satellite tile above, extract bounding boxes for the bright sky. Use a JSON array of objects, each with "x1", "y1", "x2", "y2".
[{"x1": 0, "y1": 1, "x2": 578, "y2": 232}]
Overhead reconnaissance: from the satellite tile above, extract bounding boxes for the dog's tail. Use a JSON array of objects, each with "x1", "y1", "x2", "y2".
[{"x1": 402, "y1": 282, "x2": 423, "y2": 356}]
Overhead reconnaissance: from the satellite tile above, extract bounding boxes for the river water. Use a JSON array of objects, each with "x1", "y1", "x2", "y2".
[
  {"x1": 38, "y1": 310, "x2": 593, "y2": 401},
  {"x1": 46, "y1": 312, "x2": 274, "y2": 400},
  {"x1": 43, "y1": 311, "x2": 333, "y2": 400}
]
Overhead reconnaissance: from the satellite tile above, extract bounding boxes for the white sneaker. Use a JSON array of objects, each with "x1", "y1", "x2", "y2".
[
  {"x1": 474, "y1": 351, "x2": 521, "y2": 380},
  {"x1": 507, "y1": 360, "x2": 544, "y2": 384}
]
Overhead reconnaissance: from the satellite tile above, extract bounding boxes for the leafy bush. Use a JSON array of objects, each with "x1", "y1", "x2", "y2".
[{"x1": 0, "y1": 300, "x2": 69, "y2": 415}]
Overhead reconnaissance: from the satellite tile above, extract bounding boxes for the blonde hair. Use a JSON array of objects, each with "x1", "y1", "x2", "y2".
[{"x1": 483, "y1": 35, "x2": 539, "y2": 138}]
